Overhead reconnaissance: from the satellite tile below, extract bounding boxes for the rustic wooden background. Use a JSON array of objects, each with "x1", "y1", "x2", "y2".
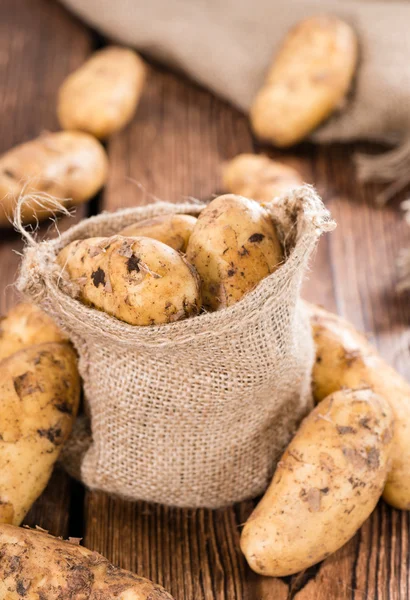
[{"x1": 1, "y1": 0, "x2": 409, "y2": 598}]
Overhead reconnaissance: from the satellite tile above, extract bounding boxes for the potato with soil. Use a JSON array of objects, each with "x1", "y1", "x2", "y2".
[
  {"x1": 222, "y1": 154, "x2": 303, "y2": 203},
  {"x1": 240, "y1": 388, "x2": 394, "y2": 577},
  {"x1": 251, "y1": 16, "x2": 358, "y2": 147},
  {"x1": 0, "y1": 131, "x2": 108, "y2": 226},
  {"x1": 119, "y1": 213, "x2": 197, "y2": 252},
  {"x1": 58, "y1": 46, "x2": 147, "y2": 139},
  {"x1": 186, "y1": 194, "x2": 283, "y2": 310},
  {"x1": 57, "y1": 235, "x2": 201, "y2": 325},
  {"x1": 0, "y1": 524, "x2": 174, "y2": 599},
  {"x1": 307, "y1": 302, "x2": 410, "y2": 510}
]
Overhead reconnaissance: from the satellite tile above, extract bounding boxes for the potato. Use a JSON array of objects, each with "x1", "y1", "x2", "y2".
[
  {"x1": 0, "y1": 131, "x2": 108, "y2": 226},
  {"x1": 58, "y1": 46, "x2": 147, "y2": 139},
  {"x1": 250, "y1": 16, "x2": 358, "y2": 147},
  {"x1": 0, "y1": 524, "x2": 174, "y2": 599},
  {"x1": 307, "y1": 302, "x2": 410, "y2": 510},
  {"x1": 185, "y1": 194, "x2": 283, "y2": 310},
  {"x1": 119, "y1": 213, "x2": 197, "y2": 252},
  {"x1": 222, "y1": 154, "x2": 303, "y2": 203},
  {"x1": 57, "y1": 235, "x2": 201, "y2": 325},
  {"x1": 240, "y1": 388, "x2": 394, "y2": 577},
  {"x1": 0, "y1": 342, "x2": 80, "y2": 526}
]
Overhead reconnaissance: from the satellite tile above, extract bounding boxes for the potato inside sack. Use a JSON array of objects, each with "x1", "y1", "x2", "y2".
[
  {"x1": 119, "y1": 213, "x2": 197, "y2": 252},
  {"x1": 186, "y1": 194, "x2": 283, "y2": 311},
  {"x1": 57, "y1": 235, "x2": 201, "y2": 325}
]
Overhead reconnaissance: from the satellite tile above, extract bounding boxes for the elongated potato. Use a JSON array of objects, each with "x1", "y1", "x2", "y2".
[
  {"x1": 0, "y1": 342, "x2": 80, "y2": 526},
  {"x1": 0, "y1": 524, "x2": 174, "y2": 599},
  {"x1": 119, "y1": 213, "x2": 197, "y2": 252},
  {"x1": 241, "y1": 389, "x2": 394, "y2": 577},
  {"x1": 222, "y1": 154, "x2": 303, "y2": 203},
  {"x1": 57, "y1": 235, "x2": 201, "y2": 325},
  {"x1": 186, "y1": 194, "x2": 283, "y2": 310},
  {"x1": 307, "y1": 302, "x2": 410, "y2": 510},
  {"x1": 0, "y1": 131, "x2": 108, "y2": 226},
  {"x1": 58, "y1": 46, "x2": 147, "y2": 139},
  {"x1": 251, "y1": 16, "x2": 358, "y2": 147}
]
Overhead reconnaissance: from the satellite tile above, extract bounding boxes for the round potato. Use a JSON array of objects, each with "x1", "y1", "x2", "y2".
[
  {"x1": 57, "y1": 235, "x2": 201, "y2": 326},
  {"x1": 0, "y1": 131, "x2": 108, "y2": 226},
  {"x1": 240, "y1": 388, "x2": 394, "y2": 577},
  {"x1": 119, "y1": 213, "x2": 197, "y2": 252},
  {"x1": 58, "y1": 46, "x2": 147, "y2": 139},
  {"x1": 186, "y1": 194, "x2": 283, "y2": 310}
]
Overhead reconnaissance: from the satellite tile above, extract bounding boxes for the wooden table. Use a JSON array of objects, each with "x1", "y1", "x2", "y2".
[{"x1": 1, "y1": 1, "x2": 409, "y2": 598}]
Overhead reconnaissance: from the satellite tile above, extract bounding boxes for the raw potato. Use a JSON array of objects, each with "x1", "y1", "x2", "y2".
[
  {"x1": 251, "y1": 16, "x2": 358, "y2": 147},
  {"x1": 307, "y1": 302, "x2": 410, "y2": 510},
  {"x1": 186, "y1": 194, "x2": 283, "y2": 310},
  {"x1": 0, "y1": 524, "x2": 174, "y2": 599},
  {"x1": 240, "y1": 388, "x2": 394, "y2": 577},
  {"x1": 0, "y1": 342, "x2": 80, "y2": 526},
  {"x1": 58, "y1": 46, "x2": 147, "y2": 139},
  {"x1": 222, "y1": 154, "x2": 303, "y2": 203},
  {"x1": 119, "y1": 213, "x2": 197, "y2": 252},
  {"x1": 57, "y1": 235, "x2": 201, "y2": 325},
  {"x1": 0, "y1": 131, "x2": 108, "y2": 226}
]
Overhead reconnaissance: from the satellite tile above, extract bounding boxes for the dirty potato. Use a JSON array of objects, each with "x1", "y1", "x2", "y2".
[
  {"x1": 250, "y1": 16, "x2": 358, "y2": 146},
  {"x1": 186, "y1": 194, "x2": 283, "y2": 310},
  {"x1": 0, "y1": 131, "x2": 108, "y2": 226},
  {"x1": 58, "y1": 46, "x2": 147, "y2": 139},
  {"x1": 222, "y1": 154, "x2": 303, "y2": 203},
  {"x1": 57, "y1": 235, "x2": 201, "y2": 326},
  {"x1": 119, "y1": 213, "x2": 197, "y2": 252},
  {"x1": 0, "y1": 524, "x2": 174, "y2": 600},
  {"x1": 307, "y1": 302, "x2": 410, "y2": 510},
  {"x1": 240, "y1": 388, "x2": 394, "y2": 577}
]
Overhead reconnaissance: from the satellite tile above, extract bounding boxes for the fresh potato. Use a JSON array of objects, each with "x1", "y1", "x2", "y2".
[
  {"x1": 58, "y1": 46, "x2": 147, "y2": 139},
  {"x1": 57, "y1": 235, "x2": 201, "y2": 325},
  {"x1": 251, "y1": 16, "x2": 358, "y2": 147},
  {"x1": 241, "y1": 388, "x2": 394, "y2": 577},
  {"x1": 0, "y1": 342, "x2": 80, "y2": 526},
  {"x1": 186, "y1": 194, "x2": 283, "y2": 310},
  {"x1": 0, "y1": 131, "x2": 108, "y2": 226},
  {"x1": 307, "y1": 302, "x2": 410, "y2": 510},
  {"x1": 0, "y1": 524, "x2": 174, "y2": 599},
  {"x1": 222, "y1": 154, "x2": 303, "y2": 203},
  {"x1": 119, "y1": 213, "x2": 197, "y2": 252}
]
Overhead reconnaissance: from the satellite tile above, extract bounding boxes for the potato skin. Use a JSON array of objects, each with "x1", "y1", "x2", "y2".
[
  {"x1": 58, "y1": 46, "x2": 147, "y2": 139},
  {"x1": 307, "y1": 302, "x2": 410, "y2": 510},
  {"x1": 222, "y1": 154, "x2": 303, "y2": 203},
  {"x1": 119, "y1": 213, "x2": 197, "y2": 252},
  {"x1": 57, "y1": 235, "x2": 201, "y2": 326},
  {"x1": 0, "y1": 342, "x2": 80, "y2": 526},
  {"x1": 0, "y1": 524, "x2": 174, "y2": 599},
  {"x1": 186, "y1": 194, "x2": 283, "y2": 311},
  {"x1": 251, "y1": 16, "x2": 358, "y2": 147},
  {"x1": 0, "y1": 131, "x2": 108, "y2": 226},
  {"x1": 240, "y1": 389, "x2": 394, "y2": 577}
]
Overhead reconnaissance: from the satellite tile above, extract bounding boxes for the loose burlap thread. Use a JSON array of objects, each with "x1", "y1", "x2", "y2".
[{"x1": 17, "y1": 186, "x2": 335, "y2": 508}]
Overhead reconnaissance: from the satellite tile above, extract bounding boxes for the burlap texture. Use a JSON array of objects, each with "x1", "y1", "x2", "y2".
[{"x1": 17, "y1": 186, "x2": 335, "y2": 507}]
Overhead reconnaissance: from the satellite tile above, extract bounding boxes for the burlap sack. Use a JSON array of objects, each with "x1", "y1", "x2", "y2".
[{"x1": 17, "y1": 186, "x2": 335, "y2": 508}]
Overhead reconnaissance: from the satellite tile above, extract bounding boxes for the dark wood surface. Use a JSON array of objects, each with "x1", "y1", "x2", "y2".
[{"x1": 1, "y1": 1, "x2": 409, "y2": 598}]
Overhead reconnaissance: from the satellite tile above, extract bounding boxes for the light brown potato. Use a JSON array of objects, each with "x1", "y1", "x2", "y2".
[
  {"x1": 251, "y1": 16, "x2": 358, "y2": 147},
  {"x1": 58, "y1": 46, "x2": 147, "y2": 139},
  {"x1": 307, "y1": 302, "x2": 410, "y2": 510},
  {"x1": 186, "y1": 194, "x2": 283, "y2": 310},
  {"x1": 57, "y1": 235, "x2": 201, "y2": 326},
  {"x1": 0, "y1": 342, "x2": 80, "y2": 526},
  {"x1": 240, "y1": 389, "x2": 394, "y2": 577},
  {"x1": 0, "y1": 524, "x2": 174, "y2": 599},
  {"x1": 0, "y1": 131, "x2": 108, "y2": 226},
  {"x1": 119, "y1": 213, "x2": 197, "y2": 252},
  {"x1": 222, "y1": 154, "x2": 303, "y2": 203}
]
